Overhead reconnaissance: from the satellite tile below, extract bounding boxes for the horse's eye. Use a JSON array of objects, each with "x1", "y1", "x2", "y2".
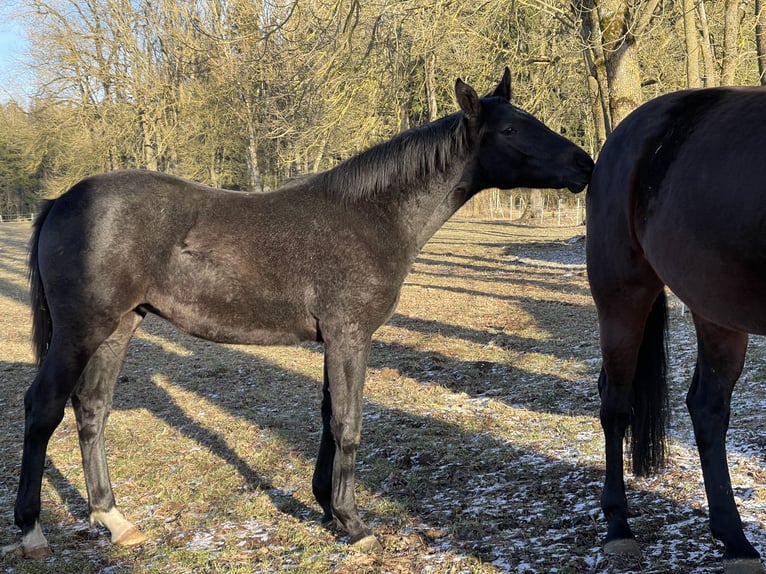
[{"x1": 502, "y1": 126, "x2": 516, "y2": 136}]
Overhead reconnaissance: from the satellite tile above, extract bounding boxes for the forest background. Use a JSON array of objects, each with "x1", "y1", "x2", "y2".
[{"x1": 1, "y1": 0, "x2": 765, "y2": 217}]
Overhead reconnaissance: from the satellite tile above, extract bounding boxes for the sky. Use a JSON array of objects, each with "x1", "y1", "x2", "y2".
[{"x1": 0, "y1": 5, "x2": 31, "y2": 105}]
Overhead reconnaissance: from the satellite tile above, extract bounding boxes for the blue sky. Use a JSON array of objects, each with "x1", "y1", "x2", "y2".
[{"x1": 0, "y1": 6, "x2": 31, "y2": 104}]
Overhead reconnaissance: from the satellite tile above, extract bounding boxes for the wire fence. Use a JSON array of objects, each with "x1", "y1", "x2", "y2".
[
  {"x1": 0, "y1": 213, "x2": 34, "y2": 223},
  {"x1": 458, "y1": 190, "x2": 586, "y2": 226}
]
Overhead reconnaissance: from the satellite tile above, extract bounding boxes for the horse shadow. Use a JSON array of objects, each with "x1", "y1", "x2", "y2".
[
  {"x1": 0, "y1": 222, "x2": 757, "y2": 572},
  {"x1": 0, "y1": 320, "x2": 744, "y2": 572},
  {"x1": 103, "y1": 323, "x2": 728, "y2": 571}
]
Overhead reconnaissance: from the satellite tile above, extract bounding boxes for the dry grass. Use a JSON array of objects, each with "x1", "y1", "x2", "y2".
[{"x1": 0, "y1": 219, "x2": 765, "y2": 573}]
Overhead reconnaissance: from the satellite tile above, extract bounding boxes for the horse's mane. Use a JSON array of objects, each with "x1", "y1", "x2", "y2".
[{"x1": 309, "y1": 112, "x2": 470, "y2": 204}]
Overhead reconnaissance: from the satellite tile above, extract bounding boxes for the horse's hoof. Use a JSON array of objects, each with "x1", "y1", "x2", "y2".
[
  {"x1": 351, "y1": 534, "x2": 383, "y2": 554},
  {"x1": 113, "y1": 526, "x2": 148, "y2": 547},
  {"x1": 22, "y1": 543, "x2": 53, "y2": 559},
  {"x1": 604, "y1": 538, "x2": 641, "y2": 558},
  {"x1": 724, "y1": 558, "x2": 766, "y2": 574}
]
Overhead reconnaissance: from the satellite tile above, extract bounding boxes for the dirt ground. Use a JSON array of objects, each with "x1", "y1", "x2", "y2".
[{"x1": 1, "y1": 219, "x2": 765, "y2": 573}]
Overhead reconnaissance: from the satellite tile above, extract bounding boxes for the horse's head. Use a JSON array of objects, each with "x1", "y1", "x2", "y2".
[{"x1": 457, "y1": 69, "x2": 593, "y2": 193}]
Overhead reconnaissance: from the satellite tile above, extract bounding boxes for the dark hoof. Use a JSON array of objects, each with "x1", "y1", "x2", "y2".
[
  {"x1": 351, "y1": 534, "x2": 383, "y2": 554},
  {"x1": 724, "y1": 558, "x2": 766, "y2": 574},
  {"x1": 604, "y1": 538, "x2": 641, "y2": 558}
]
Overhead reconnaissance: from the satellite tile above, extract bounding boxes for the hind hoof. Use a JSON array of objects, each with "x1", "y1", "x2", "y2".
[
  {"x1": 724, "y1": 558, "x2": 766, "y2": 574},
  {"x1": 22, "y1": 543, "x2": 52, "y2": 559},
  {"x1": 604, "y1": 538, "x2": 641, "y2": 558},
  {"x1": 113, "y1": 526, "x2": 147, "y2": 547},
  {"x1": 351, "y1": 534, "x2": 383, "y2": 554}
]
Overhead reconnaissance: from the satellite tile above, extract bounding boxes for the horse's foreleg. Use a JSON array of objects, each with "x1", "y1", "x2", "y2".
[
  {"x1": 688, "y1": 316, "x2": 761, "y2": 569},
  {"x1": 14, "y1": 337, "x2": 100, "y2": 557},
  {"x1": 319, "y1": 334, "x2": 381, "y2": 552},
  {"x1": 72, "y1": 312, "x2": 146, "y2": 547}
]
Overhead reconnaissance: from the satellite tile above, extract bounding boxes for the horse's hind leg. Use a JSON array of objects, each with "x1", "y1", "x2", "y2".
[
  {"x1": 15, "y1": 326, "x2": 117, "y2": 557},
  {"x1": 72, "y1": 311, "x2": 146, "y2": 547},
  {"x1": 687, "y1": 314, "x2": 762, "y2": 570},
  {"x1": 594, "y1": 283, "x2": 666, "y2": 559}
]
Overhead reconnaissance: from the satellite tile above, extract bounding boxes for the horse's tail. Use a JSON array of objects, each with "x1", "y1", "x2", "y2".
[
  {"x1": 629, "y1": 290, "x2": 670, "y2": 476},
  {"x1": 28, "y1": 200, "x2": 56, "y2": 366}
]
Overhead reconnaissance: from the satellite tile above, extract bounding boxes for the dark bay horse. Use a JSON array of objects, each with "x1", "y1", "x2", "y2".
[
  {"x1": 14, "y1": 69, "x2": 593, "y2": 558},
  {"x1": 587, "y1": 86, "x2": 766, "y2": 573}
]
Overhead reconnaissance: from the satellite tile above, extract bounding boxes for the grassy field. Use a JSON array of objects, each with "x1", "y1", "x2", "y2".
[{"x1": 1, "y1": 219, "x2": 765, "y2": 573}]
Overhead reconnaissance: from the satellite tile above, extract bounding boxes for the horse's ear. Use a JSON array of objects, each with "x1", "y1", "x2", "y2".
[
  {"x1": 455, "y1": 78, "x2": 481, "y2": 120},
  {"x1": 490, "y1": 67, "x2": 512, "y2": 102}
]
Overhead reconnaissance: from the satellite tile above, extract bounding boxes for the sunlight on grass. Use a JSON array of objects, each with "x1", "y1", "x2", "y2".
[
  {"x1": 4, "y1": 220, "x2": 766, "y2": 572},
  {"x1": 134, "y1": 331, "x2": 194, "y2": 358}
]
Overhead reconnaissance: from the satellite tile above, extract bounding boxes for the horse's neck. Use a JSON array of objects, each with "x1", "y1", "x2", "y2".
[{"x1": 400, "y1": 174, "x2": 474, "y2": 251}]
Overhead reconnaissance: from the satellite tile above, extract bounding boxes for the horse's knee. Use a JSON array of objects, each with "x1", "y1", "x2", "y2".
[
  {"x1": 331, "y1": 421, "x2": 361, "y2": 455},
  {"x1": 72, "y1": 395, "x2": 109, "y2": 439}
]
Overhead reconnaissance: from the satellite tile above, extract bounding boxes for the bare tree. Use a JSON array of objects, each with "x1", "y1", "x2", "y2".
[{"x1": 576, "y1": 0, "x2": 661, "y2": 134}]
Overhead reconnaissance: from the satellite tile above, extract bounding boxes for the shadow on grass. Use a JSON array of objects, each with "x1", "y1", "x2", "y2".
[
  {"x1": 0, "y1": 330, "x2": 727, "y2": 573},
  {"x1": 0, "y1": 221, "x2": 738, "y2": 572}
]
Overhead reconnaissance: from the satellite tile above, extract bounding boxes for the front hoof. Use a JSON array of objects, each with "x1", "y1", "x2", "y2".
[
  {"x1": 604, "y1": 538, "x2": 641, "y2": 558},
  {"x1": 113, "y1": 526, "x2": 148, "y2": 547},
  {"x1": 724, "y1": 558, "x2": 766, "y2": 574},
  {"x1": 351, "y1": 534, "x2": 383, "y2": 554},
  {"x1": 22, "y1": 543, "x2": 52, "y2": 559}
]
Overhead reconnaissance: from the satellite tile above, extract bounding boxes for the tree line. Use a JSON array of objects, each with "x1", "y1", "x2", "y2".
[{"x1": 1, "y1": 0, "x2": 765, "y2": 215}]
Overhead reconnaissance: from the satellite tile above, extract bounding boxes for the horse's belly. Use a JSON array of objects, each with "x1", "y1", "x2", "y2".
[
  {"x1": 655, "y1": 259, "x2": 766, "y2": 335},
  {"x1": 146, "y1": 291, "x2": 319, "y2": 346}
]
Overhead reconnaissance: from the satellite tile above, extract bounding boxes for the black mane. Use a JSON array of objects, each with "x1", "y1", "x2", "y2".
[{"x1": 311, "y1": 112, "x2": 469, "y2": 203}]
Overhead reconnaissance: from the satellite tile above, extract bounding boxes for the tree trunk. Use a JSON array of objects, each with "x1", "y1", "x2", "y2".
[
  {"x1": 696, "y1": 1, "x2": 718, "y2": 86},
  {"x1": 521, "y1": 189, "x2": 544, "y2": 223},
  {"x1": 756, "y1": 0, "x2": 766, "y2": 84},
  {"x1": 577, "y1": 0, "x2": 657, "y2": 131},
  {"x1": 425, "y1": 53, "x2": 438, "y2": 122},
  {"x1": 599, "y1": 0, "x2": 643, "y2": 125},
  {"x1": 721, "y1": 0, "x2": 748, "y2": 85},
  {"x1": 684, "y1": 0, "x2": 703, "y2": 87},
  {"x1": 244, "y1": 100, "x2": 263, "y2": 192},
  {"x1": 579, "y1": 0, "x2": 611, "y2": 146}
]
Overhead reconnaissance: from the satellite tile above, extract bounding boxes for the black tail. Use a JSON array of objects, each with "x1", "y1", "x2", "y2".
[
  {"x1": 28, "y1": 200, "x2": 56, "y2": 366},
  {"x1": 629, "y1": 290, "x2": 670, "y2": 476}
]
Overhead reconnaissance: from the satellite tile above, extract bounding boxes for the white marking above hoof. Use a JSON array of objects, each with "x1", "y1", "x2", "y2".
[{"x1": 91, "y1": 508, "x2": 146, "y2": 546}]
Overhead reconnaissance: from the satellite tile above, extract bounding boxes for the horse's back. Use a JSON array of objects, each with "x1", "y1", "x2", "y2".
[{"x1": 589, "y1": 86, "x2": 766, "y2": 333}]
